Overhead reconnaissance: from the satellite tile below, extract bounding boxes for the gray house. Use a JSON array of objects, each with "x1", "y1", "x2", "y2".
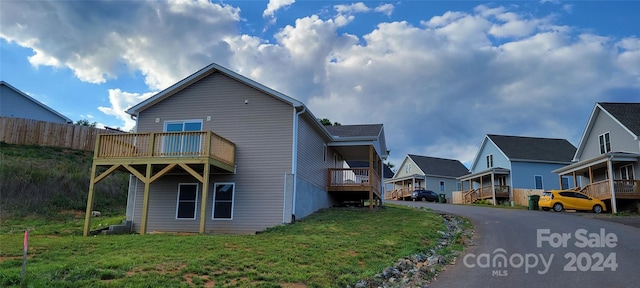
[
  {"x1": 386, "y1": 154, "x2": 469, "y2": 202},
  {"x1": 553, "y1": 103, "x2": 640, "y2": 213},
  {"x1": 0, "y1": 81, "x2": 72, "y2": 124},
  {"x1": 83, "y1": 62, "x2": 388, "y2": 235},
  {"x1": 459, "y1": 134, "x2": 576, "y2": 204}
]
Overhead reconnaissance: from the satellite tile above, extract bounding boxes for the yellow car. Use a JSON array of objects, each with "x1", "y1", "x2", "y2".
[{"x1": 538, "y1": 190, "x2": 607, "y2": 213}]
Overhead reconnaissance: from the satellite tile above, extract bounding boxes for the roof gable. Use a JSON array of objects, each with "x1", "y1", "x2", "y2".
[
  {"x1": 487, "y1": 134, "x2": 576, "y2": 163},
  {"x1": 407, "y1": 154, "x2": 469, "y2": 178},
  {"x1": 0, "y1": 81, "x2": 72, "y2": 123},
  {"x1": 574, "y1": 102, "x2": 640, "y2": 160},
  {"x1": 126, "y1": 62, "x2": 304, "y2": 115},
  {"x1": 598, "y1": 103, "x2": 640, "y2": 137}
]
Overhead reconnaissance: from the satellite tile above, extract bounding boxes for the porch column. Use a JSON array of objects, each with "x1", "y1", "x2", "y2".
[
  {"x1": 589, "y1": 167, "x2": 594, "y2": 185},
  {"x1": 573, "y1": 172, "x2": 578, "y2": 189},
  {"x1": 608, "y1": 160, "x2": 618, "y2": 213},
  {"x1": 491, "y1": 172, "x2": 496, "y2": 205}
]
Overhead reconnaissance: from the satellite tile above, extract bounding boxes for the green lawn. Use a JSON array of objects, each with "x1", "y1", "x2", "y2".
[{"x1": 0, "y1": 205, "x2": 449, "y2": 287}]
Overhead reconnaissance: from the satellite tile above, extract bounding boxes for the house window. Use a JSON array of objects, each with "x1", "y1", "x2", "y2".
[
  {"x1": 164, "y1": 120, "x2": 203, "y2": 156},
  {"x1": 486, "y1": 155, "x2": 494, "y2": 168},
  {"x1": 176, "y1": 183, "x2": 198, "y2": 219},
  {"x1": 534, "y1": 175, "x2": 543, "y2": 190},
  {"x1": 561, "y1": 177, "x2": 570, "y2": 190},
  {"x1": 323, "y1": 144, "x2": 327, "y2": 162},
  {"x1": 440, "y1": 181, "x2": 445, "y2": 192},
  {"x1": 406, "y1": 164, "x2": 412, "y2": 174},
  {"x1": 621, "y1": 164, "x2": 635, "y2": 180},
  {"x1": 212, "y1": 183, "x2": 235, "y2": 220},
  {"x1": 598, "y1": 132, "x2": 611, "y2": 154},
  {"x1": 456, "y1": 182, "x2": 461, "y2": 191}
]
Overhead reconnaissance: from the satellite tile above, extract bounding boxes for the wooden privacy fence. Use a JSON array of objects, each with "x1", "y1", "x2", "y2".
[
  {"x1": 512, "y1": 188, "x2": 544, "y2": 206},
  {"x1": 452, "y1": 189, "x2": 543, "y2": 205},
  {"x1": 0, "y1": 117, "x2": 118, "y2": 151}
]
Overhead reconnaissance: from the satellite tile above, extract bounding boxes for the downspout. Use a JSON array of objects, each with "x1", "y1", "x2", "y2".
[{"x1": 290, "y1": 105, "x2": 306, "y2": 222}]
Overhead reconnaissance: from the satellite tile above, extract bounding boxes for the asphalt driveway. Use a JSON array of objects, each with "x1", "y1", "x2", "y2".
[{"x1": 388, "y1": 200, "x2": 640, "y2": 288}]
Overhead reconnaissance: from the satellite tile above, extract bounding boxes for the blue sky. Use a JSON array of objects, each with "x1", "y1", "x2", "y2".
[{"x1": 1, "y1": 0, "x2": 639, "y2": 167}]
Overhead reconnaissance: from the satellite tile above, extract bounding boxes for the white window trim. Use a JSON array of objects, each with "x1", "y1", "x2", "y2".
[
  {"x1": 486, "y1": 154, "x2": 494, "y2": 168},
  {"x1": 440, "y1": 181, "x2": 445, "y2": 192},
  {"x1": 598, "y1": 132, "x2": 611, "y2": 154},
  {"x1": 212, "y1": 182, "x2": 235, "y2": 220},
  {"x1": 163, "y1": 119, "x2": 204, "y2": 132},
  {"x1": 534, "y1": 175, "x2": 543, "y2": 190},
  {"x1": 323, "y1": 144, "x2": 327, "y2": 162},
  {"x1": 620, "y1": 164, "x2": 634, "y2": 180},
  {"x1": 176, "y1": 183, "x2": 199, "y2": 220}
]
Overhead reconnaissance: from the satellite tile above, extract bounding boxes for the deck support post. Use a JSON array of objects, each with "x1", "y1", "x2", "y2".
[
  {"x1": 199, "y1": 163, "x2": 211, "y2": 234},
  {"x1": 140, "y1": 164, "x2": 152, "y2": 235},
  {"x1": 83, "y1": 164, "x2": 98, "y2": 237}
]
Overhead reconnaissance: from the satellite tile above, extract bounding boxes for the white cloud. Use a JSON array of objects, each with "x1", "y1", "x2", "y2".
[
  {"x1": 374, "y1": 4, "x2": 394, "y2": 17},
  {"x1": 97, "y1": 89, "x2": 156, "y2": 131},
  {"x1": 263, "y1": 0, "x2": 296, "y2": 20},
  {"x1": 2, "y1": 1, "x2": 639, "y2": 165}
]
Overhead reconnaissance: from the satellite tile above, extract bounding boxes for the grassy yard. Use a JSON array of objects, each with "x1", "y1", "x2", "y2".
[{"x1": 0, "y1": 205, "x2": 450, "y2": 287}]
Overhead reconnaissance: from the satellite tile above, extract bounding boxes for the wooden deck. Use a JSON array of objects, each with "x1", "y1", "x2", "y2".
[
  {"x1": 580, "y1": 180, "x2": 640, "y2": 200},
  {"x1": 385, "y1": 187, "x2": 425, "y2": 200},
  {"x1": 462, "y1": 185, "x2": 510, "y2": 204},
  {"x1": 328, "y1": 168, "x2": 382, "y2": 208},
  {"x1": 84, "y1": 131, "x2": 236, "y2": 236}
]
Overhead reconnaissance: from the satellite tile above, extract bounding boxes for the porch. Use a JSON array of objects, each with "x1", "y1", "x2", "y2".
[
  {"x1": 553, "y1": 152, "x2": 640, "y2": 213},
  {"x1": 579, "y1": 180, "x2": 640, "y2": 200},
  {"x1": 462, "y1": 185, "x2": 510, "y2": 204},
  {"x1": 458, "y1": 167, "x2": 511, "y2": 204},
  {"x1": 326, "y1": 146, "x2": 385, "y2": 209},
  {"x1": 83, "y1": 131, "x2": 236, "y2": 236}
]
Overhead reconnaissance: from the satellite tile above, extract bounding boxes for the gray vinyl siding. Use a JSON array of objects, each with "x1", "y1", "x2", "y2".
[
  {"x1": 130, "y1": 72, "x2": 294, "y2": 234},
  {"x1": 471, "y1": 140, "x2": 511, "y2": 173},
  {"x1": 579, "y1": 111, "x2": 640, "y2": 160},
  {"x1": 0, "y1": 84, "x2": 69, "y2": 123},
  {"x1": 423, "y1": 176, "x2": 459, "y2": 202},
  {"x1": 394, "y1": 158, "x2": 419, "y2": 178},
  {"x1": 293, "y1": 116, "x2": 334, "y2": 219}
]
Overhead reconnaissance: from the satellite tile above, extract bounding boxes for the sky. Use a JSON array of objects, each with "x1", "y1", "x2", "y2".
[{"x1": 1, "y1": 0, "x2": 639, "y2": 168}]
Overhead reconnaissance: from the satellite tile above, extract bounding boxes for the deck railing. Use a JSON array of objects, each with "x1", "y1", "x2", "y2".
[
  {"x1": 386, "y1": 187, "x2": 426, "y2": 200},
  {"x1": 581, "y1": 180, "x2": 640, "y2": 199},
  {"x1": 328, "y1": 168, "x2": 381, "y2": 193},
  {"x1": 95, "y1": 131, "x2": 235, "y2": 166},
  {"x1": 462, "y1": 185, "x2": 510, "y2": 203}
]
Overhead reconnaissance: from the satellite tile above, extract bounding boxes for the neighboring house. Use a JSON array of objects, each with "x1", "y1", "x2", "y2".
[
  {"x1": 553, "y1": 103, "x2": 640, "y2": 213},
  {"x1": 0, "y1": 81, "x2": 72, "y2": 124},
  {"x1": 83, "y1": 62, "x2": 388, "y2": 236},
  {"x1": 459, "y1": 134, "x2": 576, "y2": 204},
  {"x1": 385, "y1": 154, "x2": 469, "y2": 202}
]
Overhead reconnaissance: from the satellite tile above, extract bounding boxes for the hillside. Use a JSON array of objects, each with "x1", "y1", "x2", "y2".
[{"x1": 0, "y1": 142, "x2": 129, "y2": 218}]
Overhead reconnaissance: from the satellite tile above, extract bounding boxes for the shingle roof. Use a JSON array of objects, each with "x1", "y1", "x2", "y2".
[
  {"x1": 487, "y1": 134, "x2": 576, "y2": 162},
  {"x1": 325, "y1": 124, "x2": 383, "y2": 138},
  {"x1": 407, "y1": 154, "x2": 469, "y2": 177},
  {"x1": 598, "y1": 103, "x2": 640, "y2": 136}
]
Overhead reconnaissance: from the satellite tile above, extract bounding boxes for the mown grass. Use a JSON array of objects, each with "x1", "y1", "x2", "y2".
[{"x1": 0, "y1": 206, "x2": 446, "y2": 287}]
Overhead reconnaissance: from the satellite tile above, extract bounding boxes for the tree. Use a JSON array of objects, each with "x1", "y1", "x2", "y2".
[
  {"x1": 318, "y1": 118, "x2": 341, "y2": 126},
  {"x1": 75, "y1": 119, "x2": 97, "y2": 128}
]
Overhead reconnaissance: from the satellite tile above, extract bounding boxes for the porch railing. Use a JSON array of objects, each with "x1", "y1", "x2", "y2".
[
  {"x1": 462, "y1": 185, "x2": 510, "y2": 204},
  {"x1": 581, "y1": 180, "x2": 640, "y2": 199},
  {"x1": 386, "y1": 187, "x2": 425, "y2": 200},
  {"x1": 328, "y1": 168, "x2": 381, "y2": 192},
  {"x1": 95, "y1": 131, "x2": 235, "y2": 166}
]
